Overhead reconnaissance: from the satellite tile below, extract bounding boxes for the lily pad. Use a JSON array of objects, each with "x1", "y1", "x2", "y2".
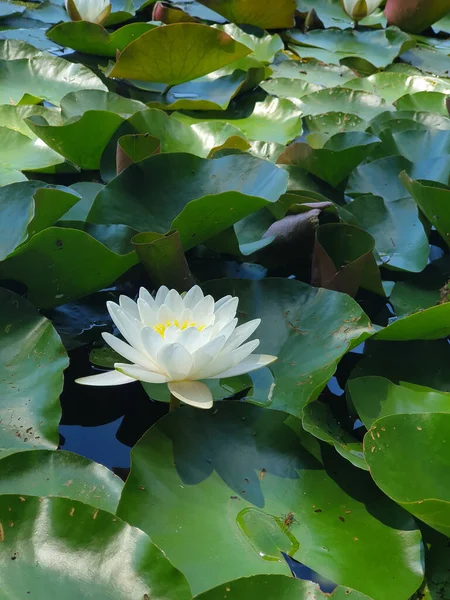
[
  {"x1": 0, "y1": 495, "x2": 191, "y2": 599},
  {"x1": 0, "y1": 126, "x2": 64, "y2": 172},
  {"x1": 374, "y1": 302, "x2": 450, "y2": 341},
  {"x1": 117, "y1": 403, "x2": 423, "y2": 599},
  {"x1": 196, "y1": 0, "x2": 296, "y2": 29},
  {"x1": 0, "y1": 54, "x2": 106, "y2": 106},
  {"x1": 0, "y1": 227, "x2": 137, "y2": 308},
  {"x1": 0, "y1": 289, "x2": 68, "y2": 452},
  {"x1": 173, "y1": 95, "x2": 303, "y2": 144},
  {"x1": 294, "y1": 88, "x2": 394, "y2": 121},
  {"x1": 46, "y1": 20, "x2": 157, "y2": 57},
  {"x1": 88, "y1": 153, "x2": 288, "y2": 237},
  {"x1": 196, "y1": 575, "x2": 373, "y2": 599},
  {"x1": 287, "y1": 27, "x2": 413, "y2": 69},
  {"x1": 345, "y1": 72, "x2": 450, "y2": 103},
  {"x1": 108, "y1": 23, "x2": 251, "y2": 84},
  {"x1": 213, "y1": 24, "x2": 284, "y2": 63},
  {"x1": 346, "y1": 194, "x2": 429, "y2": 272},
  {"x1": 60, "y1": 90, "x2": 147, "y2": 120},
  {"x1": 270, "y1": 58, "x2": 357, "y2": 86},
  {"x1": 0, "y1": 450, "x2": 123, "y2": 512},
  {"x1": 202, "y1": 278, "x2": 373, "y2": 417},
  {"x1": 26, "y1": 111, "x2": 125, "y2": 170},
  {"x1": 277, "y1": 132, "x2": 380, "y2": 187},
  {"x1": 365, "y1": 412, "x2": 450, "y2": 537}
]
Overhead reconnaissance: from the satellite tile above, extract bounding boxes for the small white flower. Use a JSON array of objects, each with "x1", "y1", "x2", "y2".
[
  {"x1": 340, "y1": 0, "x2": 383, "y2": 21},
  {"x1": 65, "y1": 0, "x2": 112, "y2": 25},
  {"x1": 76, "y1": 286, "x2": 277, "y2": 409}
]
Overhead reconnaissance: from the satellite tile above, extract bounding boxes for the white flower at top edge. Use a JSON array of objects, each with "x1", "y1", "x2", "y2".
[
  {"x1": 65, "y1": 0, "x2": 111, "y2": 25},
  {"x1": 76, "y1": 285, "x2": 277, "y2": 409},
  {"x1": 340, "y1": 0, "x2": 383, "y2": 21}
]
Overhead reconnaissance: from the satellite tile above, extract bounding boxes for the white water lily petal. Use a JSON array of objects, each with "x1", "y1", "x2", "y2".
[
  {"x1": 141, "y1": 326, "x2": 165, "y2": 359},
  {"x1": 192, "y1": 335, "x2": 227, "y2": 371},
  {"x1": 183, "y1": 285, "x2": 204, "y2": 309},
  {"x1": 76, "y1": 369, "x2": 135, "y2": 386},
  {"x1": 192, "y1": 295, "x2": 215, "y2": 321},
  {"x1": 164, "y1": 289, "x2": 184, "y2": 314},
  {"x1": 176, "y1": 326, "x2": 202, "y2": 352},
  {"x1": 193, "y1": 352, "x2": 234, "y2": 379},
  {"x1": 341, "y1": 0, "x2": 382, "y2": 20},
  {"x1": 119, "y1": 295, "x2": 139, "y2": 319},
  {"x1": 155, "y1": 285, "x2": 170, "y2": 306},
  {"x1": 209, "y1": 354, "x2": 277, "y2": 379},
  {"x1": 139, "y1": 287, "x2": 158, "y2": 310},
  {"x1": 214, "y1": 297, "x2": 239, "y2": 325},
  {"x1": 157, "y1": 343, "x2": 194, "y2": 380},
  {"x1": 137, "y1": 298, "x2": 158, "y2": 327},
  {"x1": 223, "y1": 319, "x2": 261, "y2": 352},
  {"x1": 107, "y1": 302, "x2": 145, "y2": 351},
  {"x1": 116, "y1": 363, "x2": 169, "y2": 383},
  {"x1": 214, "y1": 294, "x2": 232, "y2": 310},
  {"x1": 102, "y1": 332, "x2": 159, "y2": 371},
  {"x1": 168, "y1": 381, "x2": 213, "y2": 409}
]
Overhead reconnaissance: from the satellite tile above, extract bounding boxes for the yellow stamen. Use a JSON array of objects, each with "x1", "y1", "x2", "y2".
[{"x1": 152, "y1": 320, "x2": 205, "y2": 338}]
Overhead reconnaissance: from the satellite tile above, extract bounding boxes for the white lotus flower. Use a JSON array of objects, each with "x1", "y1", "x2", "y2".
[
  {"x1": 65, "y1": 0, "x2": 112, "y2": 25},
  {"x1": 76, "y1": 286, "x2": 277, "y2": 409},
  {"x1": 340, "y1": 0, "x2": 383, "y2": 21}
]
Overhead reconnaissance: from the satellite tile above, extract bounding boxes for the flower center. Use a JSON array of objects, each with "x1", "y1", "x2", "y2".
[{"x1": 152, "y1": 320, "x2": 205, "y2": 338}]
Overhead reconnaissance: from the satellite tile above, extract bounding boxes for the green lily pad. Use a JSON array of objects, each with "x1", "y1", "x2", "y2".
[
  {"x1": 196, "y1": 575, "x2": 373, "y2": 599},
  {"x1": 129, "y1": 107, "x2": 249, "y2": 156},
  {"x1": 213, "y1": 24, "x2": 284, "y2": 62},
  {"x1": 368, "y1": 109, "x2": 450, "y2": 136},
  {"x1": 88, "y1": 153, "x2": 288, "y2": 238},
  {"x1": 108, "y1": 23, "x2": 251, "y2": 84},
  {"x1": 345, "y1": 72, "x2": 450, "y2": 103},
  {"x1": 395, "y1": 91, "x2": 450, "y2": 115},
  {"x1": 0, "y1": 181, "x2": 81, "y2": 261},
  {"x1": 287, "y1": 27, "x2": 413, "y2": 69},
  {"x1": 0, "y1": 104, "x2": 62, "y2": 137},
  {"x1": 260, "y1": 77, "x2": 323, "y2": 99},
  {"x1": 0, "y1": 166, "x2": 27, "y2": 187},
  {"x1": 294, "y1": 88, "x2": 394, "y2": 121},
  {"x1": 296, "y1": 0, "x2": 385, "y2": 29},
  {"x1": 401, "y1": 174, "x2": 450, "y2": 247},
  {"x1": 270, "y1": 57, "x2": 356, "y2": 86},
  {"x1": 202, "y1": 278, "x2": 373, "y2": 417},
  {"x1": 302, "y1": 401, "x2": 367, "y2": 470},
  {"x1": 0, "y1": 53, "x2": 106, "y2": 106},
  {"x1": 304, "y1": 113, "x2": 367, "y2": 141},
  {"x1": 277, "y1": 132, "x2": 380, "y2": 187},
  {"x1": 0, "y1": 450, "x2": 123, "y2": 512},
  {"x1": 60, "y1": 182, "x2": 104, "y2": 222},
  {"x1": 401, "y1": 46, "x2": 450, "y2": 78},
  {"x1": 312, "y1": 223, "x2": 384, "y2": 297},
  {"x1": 374, "y1": 302, "x2": 450, "y2": 341},
  {"x1": 0, "y1": 227, "x2": 137, "y2": 308},
  {"x1": 377, "y1": 129, "x2": 450, "y2": 164},
  {"x1": 26, "y1": 111, "x2": 125, "y2": 170},
  {"x1": 365, "y1": 412, "x2": 450, "y2": 537},
  {"x1": 348, "y1": 376, "x2": 450, "y2": 429},
  {"x1": 143, "y1": 70, "x2": 248, "y2": 111},
  {"x1": 0, "y1": 2, "x2": 25, "y2": 17},
  {"x1": 117, "y1": 403, "x2": 423, "y2": 599},
  {"x1": 346, "y1": 194, "x2": 429, "y2": 272},
  {"x1": 172, "y1": 95, "x2": 303, "y2": 143},
  {"x1": 60, "y1": 90, "x2": 147, "y2": 120},
  {"x1": 46, "y1": 20, "x2": 157, "y2": 57},
  {"x1": 0, "y1": 495, "x2": 191, "y2": 599},
  {"x1": 196, "y1": 0, "x2": 296, "y2": 29},
  {"x1": 0, "y1": 289, "x2": 68, "y2": 452},
  {"x1": 0, "y1": 126, "x2": 64, "y2": 172}
]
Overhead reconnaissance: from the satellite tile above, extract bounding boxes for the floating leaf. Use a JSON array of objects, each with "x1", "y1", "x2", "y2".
[
  {"x1": 108, "y1": 23, "x2": 251, "y2": 84},
  {"x1": 46, "y1": 20, "x2": 157, "y2": 57},
  {"x1": 213, "y1": 24, "x2": 284, "y2": 62},
  {"x1": 294, "y1": 88, "x2": 394, "y2": 121},
  {"x1": 0, "y1": 126, "x2": 64, "y2": 172},
  {"x1": 196, "y1": 575, "x2": 373, "y2": 599},
  {"x1": 203, "y1": 278, "x2": 373, "y2": 417},
  {"x1": 0, "y1": 53, "x2": 106, "y2": 106},
  {"x1": 196, "y1": 0, "x2": 296, "y2": 29},
  {"x1": 277, "y1": 132, "x2": 380, "y2": 187},
  {"x1": 117, "y1": 403, "x2": 423, "y2": 599},
  {"x1": 0, "y1": 450, "x2": 123, "y2": 512},
  {"x1": 0, "y1": 228, "x2": 137, "y2": 308},
  {"x1": 374, "y1": 302, "x2": 450, "y2": 341},
  {"x1": 60, "y1": 90, "x2": 147, "y2": 120},
  {"x1": 0, "y1": 495, "x2": 191, "y2": 599},
  {"x1": 0, "y1": 289, "x2": 68, "y2": 452},
  {"x1": 88, "y1": 153, "x2": 288, "y2": 241}
]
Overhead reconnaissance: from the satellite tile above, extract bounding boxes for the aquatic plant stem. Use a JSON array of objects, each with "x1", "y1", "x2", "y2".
[{"x1": 170, "y1": 393, "x2": 180, "y2": 412}]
